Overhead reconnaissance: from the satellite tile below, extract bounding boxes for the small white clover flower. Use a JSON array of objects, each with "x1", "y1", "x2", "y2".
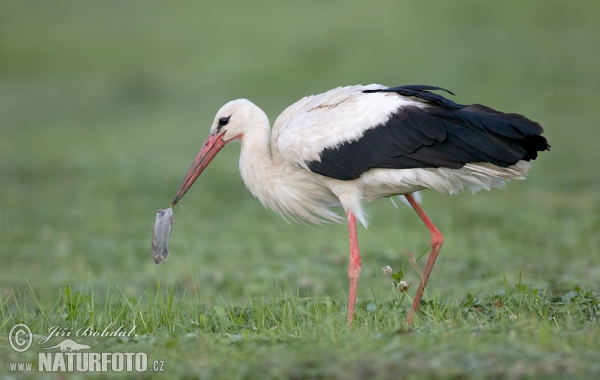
[
  {"x1": 397, "y1": 280, "x2": 409, "y2": 292},
  {"x1": 382, "y1": 265, "x2": 393, "y2": 275}
]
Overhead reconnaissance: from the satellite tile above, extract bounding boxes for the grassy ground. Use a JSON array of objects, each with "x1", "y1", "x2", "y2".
[{"x1": 1, "y1": 1, "x2": 599, "y2": 378}]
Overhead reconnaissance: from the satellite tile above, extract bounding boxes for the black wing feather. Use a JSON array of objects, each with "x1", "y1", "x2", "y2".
[{"x1": 307, "y1": 85, "x2": 550, "y2": 180}]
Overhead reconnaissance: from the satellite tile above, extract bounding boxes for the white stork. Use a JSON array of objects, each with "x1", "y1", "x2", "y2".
[{"x1": 171, "y1": 84, "x2": 549, "y2": 326}]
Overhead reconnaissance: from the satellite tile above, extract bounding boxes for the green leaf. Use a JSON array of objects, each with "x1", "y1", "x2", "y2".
[
  {"x1": 391, "y1": 270, "x2": 404, "y2": 282},
  {"x1": 561, "y1": 291, "x2": 577, "y2": 303}
]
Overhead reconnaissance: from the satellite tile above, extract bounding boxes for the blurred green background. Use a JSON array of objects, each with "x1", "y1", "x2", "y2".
[{"x1": 1, "y1": 1, "x2": 599, "y2": 304}]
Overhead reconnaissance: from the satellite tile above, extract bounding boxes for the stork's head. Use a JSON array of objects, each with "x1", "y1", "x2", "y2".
[{"x1": 171, "y1": 99, "x2": 264, "y2": 206}]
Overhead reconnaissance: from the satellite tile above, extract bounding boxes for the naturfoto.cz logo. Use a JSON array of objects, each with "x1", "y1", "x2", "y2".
[{"x1": 7, "y1": 323, "x2": 165, "y2": 373}]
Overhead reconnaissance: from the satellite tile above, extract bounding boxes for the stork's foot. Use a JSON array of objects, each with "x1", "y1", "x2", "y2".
[{"x1": 347, "y1": 272, "x2": 360, "y2": 326}]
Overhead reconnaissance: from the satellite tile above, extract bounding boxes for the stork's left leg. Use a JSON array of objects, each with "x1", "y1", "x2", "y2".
[
  {"x1": 346, "y1": 211, "x2": 362, "y2": 327},
  {"x1": 404, "y1": 193, "x2": 444, "y2": 324}
]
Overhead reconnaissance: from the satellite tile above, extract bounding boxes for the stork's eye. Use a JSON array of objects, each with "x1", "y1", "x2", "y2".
[{"x1": 218, "y1": 116, "x2": 231, "y2": 128}]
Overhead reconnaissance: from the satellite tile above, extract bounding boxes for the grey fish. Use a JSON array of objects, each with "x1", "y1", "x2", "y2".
[{"x1": 151, "y1": 208, "x2": 174, "y2": 264}]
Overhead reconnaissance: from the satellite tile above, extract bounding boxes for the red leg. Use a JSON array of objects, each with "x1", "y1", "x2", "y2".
[
  {"x1": 346, "y1": 211, "x2": 362, "y2": 327},
  {"x1": 404, "y1": 193, "x2": 444, "y2": 324}
]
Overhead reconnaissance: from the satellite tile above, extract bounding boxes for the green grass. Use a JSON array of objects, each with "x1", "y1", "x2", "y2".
[
  {"x1": 1, "y1": 1, "x2": 600, "y2": 378},
  {"x1": 1, "y1": 279, "x2": 599, "y2": 378}
]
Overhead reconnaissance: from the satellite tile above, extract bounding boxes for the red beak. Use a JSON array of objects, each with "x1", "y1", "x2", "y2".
[{"x1": 172, "y1": 133, "x2": 228, "y2": 206}]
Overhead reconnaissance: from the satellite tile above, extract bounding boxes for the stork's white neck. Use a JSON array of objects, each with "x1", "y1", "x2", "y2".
[
  {"x1": 238, "y1": 111, "x2": 274, "y2": 199},
  {"x1": 236, "y1": 107, "x2": 341, "y2": 224}
]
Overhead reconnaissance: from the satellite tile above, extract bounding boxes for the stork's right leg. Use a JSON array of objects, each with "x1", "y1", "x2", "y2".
[
  {"x1": 346, "y1": 210, "x2": 362, "y2": 327},
  {"x1": 404, "y1": 193, "x2": 444, "y2": 324}
]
